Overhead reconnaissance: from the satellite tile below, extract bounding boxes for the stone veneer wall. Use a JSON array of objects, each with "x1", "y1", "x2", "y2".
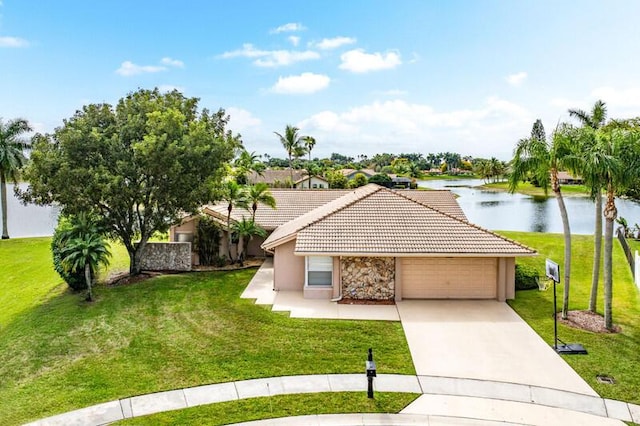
[
  {"x1": 139, "y1": 242, "x2": 192, "y2": 271},
  {"x1": 341, "y1": 257, "x2": 395, "y2": 300}
]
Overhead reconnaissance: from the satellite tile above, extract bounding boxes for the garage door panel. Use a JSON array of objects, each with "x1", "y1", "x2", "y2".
[{"x1": 401, "y1": 258, "x2": 497, "y2": 299}]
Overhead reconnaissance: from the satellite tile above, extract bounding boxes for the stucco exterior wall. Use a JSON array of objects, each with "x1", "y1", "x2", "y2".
[
  {"x1": 170, "y1": 218, "x2": 196, "y2": 242},
  {"x1": 273, "y1": 240, "x2": 305, "y2": 290},
  {"x1": 295, "y1": 177, "x2": 329, "y2": 189},
  {"x1": 139, "y1": 242, "x2": 192, "y2": 271},
  {"x1": 340, "y1": 257, "x2": 395, "y2": 300}
]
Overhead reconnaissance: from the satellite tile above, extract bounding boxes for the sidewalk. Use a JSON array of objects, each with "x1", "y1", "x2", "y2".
[{"x1": 25, "y1": 374, "x2": 639, "y2": 425}]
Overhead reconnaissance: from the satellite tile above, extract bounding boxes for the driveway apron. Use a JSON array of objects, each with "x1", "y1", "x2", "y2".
[{"x1": 396, "y1": 300, "x2": 597, "y2": 396}]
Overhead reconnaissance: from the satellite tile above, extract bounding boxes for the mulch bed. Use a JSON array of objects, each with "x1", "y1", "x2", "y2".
[
  {"x1": 557, "y1": 310, "x2": 621, "y2": 334},
  {"x1": 337, "y1": 298, "x2": 395, "y2": 305}
]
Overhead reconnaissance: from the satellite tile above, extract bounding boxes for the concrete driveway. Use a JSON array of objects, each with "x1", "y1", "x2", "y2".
[{"x1": 397, "y1": 300, "x2": 597, "y2": 396}]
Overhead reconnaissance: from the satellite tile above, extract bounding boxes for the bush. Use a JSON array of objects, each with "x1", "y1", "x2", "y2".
[
  {"x1": 194, "y1": 216, "x2": 222, "y2": 266},
  {"x1": 515, "y1": 264, "x2": 540, "y2": 290}
]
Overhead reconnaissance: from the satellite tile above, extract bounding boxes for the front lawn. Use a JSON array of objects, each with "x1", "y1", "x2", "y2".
[
  {"x1": 500, "y1": 231, "x2": 640, "y2": 403},
  {"x1": 0, "y1": 238, "x2": 413, "y2": 425},
  {"x1": 117, "y1": 392, "x2": 419, "y2": 425}
]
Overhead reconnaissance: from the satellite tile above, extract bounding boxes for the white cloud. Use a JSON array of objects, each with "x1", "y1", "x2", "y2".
[
  {"x1": 227, "y1": 107, "x2": 262, "y2": 129},
  {"x1": 161, "y1": 57, "x2": 184, "y2": 68},
  {"x1": 270, "y1": 22, "x2": 306, "y2": 34},
  {"x1": 271, "y1": 72, "x2": 330, "y2": 94},
  {"x1": 116, "y1": 61, "x2": 166, "y2": 76},
  {"x1": 219, "y1": 43, "x2": 320, "y2": 67},
  {"x1": 506, "y1": 71, "x2": 527, "y2": 87},
  {"x1": 313, "y1": 36, "x2": 356, "y2": 50},
  {"x1": 339, "y1": 49, "x2": 401, "y2": 73},
  {"x1": 297, "y1": 97, "x2": 532, "y2": 159},
  {"x1": 0, "y1": 36, "x2": 29, "y2": 48},
  {"x1": 590, "y1": 86, "x2": 640, "y2": 109},
  {"x1": 288, "y1": 36, "x2": 300, "y2": 46}
]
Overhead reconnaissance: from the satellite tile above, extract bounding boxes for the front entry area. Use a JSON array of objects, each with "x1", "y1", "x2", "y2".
[{"x1": 400, "y1": 257, "x2": 498, "y2": 299}]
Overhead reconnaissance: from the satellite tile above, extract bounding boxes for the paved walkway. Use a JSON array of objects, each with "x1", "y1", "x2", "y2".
[{"x1": 25, "y1": 373, "x2": 639, "y2": 425}]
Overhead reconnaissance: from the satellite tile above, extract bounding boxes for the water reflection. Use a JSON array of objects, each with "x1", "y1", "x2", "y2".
[
  {"x1": 419, "y1": 178, "x2": 640, "y2": 234},
  {"x1": 1, "y1": 183, "x2": 60, "y2": 238}
]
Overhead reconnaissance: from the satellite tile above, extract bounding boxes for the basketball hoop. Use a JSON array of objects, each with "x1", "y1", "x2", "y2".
[{"x1": 537, "y1": 278, "x2": 550, "y2": 291}]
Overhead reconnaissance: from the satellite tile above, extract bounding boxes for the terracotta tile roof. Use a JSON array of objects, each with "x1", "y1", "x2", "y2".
[
  {"x1": 204, "y1": 186, "x2": 465, "y2": 231},
  {"x1": 339, "y1": 168, "x2": 377, "y2": 177},
  {"x1": 247, "y1": 169, "x2": 307, "y2": 185},
  {"x1": 262, "y1": 184, "x2": 535, "y2": 256}
]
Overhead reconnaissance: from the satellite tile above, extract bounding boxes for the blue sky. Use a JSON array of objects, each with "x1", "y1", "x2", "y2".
[{"x1": 2, "y1": 0, "x2": 640, "y2": 160}]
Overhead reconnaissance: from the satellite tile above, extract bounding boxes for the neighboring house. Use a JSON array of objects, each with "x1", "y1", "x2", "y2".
[
  {"x1": 339, "y1": 168, "x2": 377, "y2": 180},
  {"x1": 247, "y1": 169, "x2": 328, "y2": 189},
  {"x1": 557, "y1": 171, "x2": 583, "y2": 185},
  {"x1": 391, "y1": 176, "x2": 412, "y2": 188},
  {"x1": 260, "y1": 184, "x2": 536, "y2": 302},
  {"x1": 169, "y1": 186, "x2": 468, "y2": 265}
]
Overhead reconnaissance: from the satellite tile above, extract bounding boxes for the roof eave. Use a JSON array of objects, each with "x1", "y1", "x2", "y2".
[{"x1": 293, "y1": 251, "x2": 538, "y2": 257}]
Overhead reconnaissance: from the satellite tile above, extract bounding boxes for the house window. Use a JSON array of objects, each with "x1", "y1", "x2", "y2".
[
  {"x1": 312, "y1": 183, "x2": 318, "y2": 188},
  {"x1": 175, "y1": 232, "x2": 193, "y2": 243},
  {"x1": 306, "y1": 256, "x2": 333, "y2": 286},
  {"x1": 318, "y1": 184, "x2": 324, "y2": 188}
]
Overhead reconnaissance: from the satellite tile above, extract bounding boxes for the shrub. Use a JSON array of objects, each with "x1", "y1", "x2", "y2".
[
  {"x1": 194, "y1": 215, "x2": 222, "y2": 266},
  {"x1": 368, "y1": 173, "x2": 392, "y2": 187},
  {"x1": 515, "y1": 264, "x2": 540, "y2": 290}
]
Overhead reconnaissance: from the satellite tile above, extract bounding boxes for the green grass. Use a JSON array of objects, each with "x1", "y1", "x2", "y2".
[
  {"x1": 500, "y1": 231, "x2": 640, "y2": 403},
  {"x1": 117, "y1": 392, "x2": 419, "y2": 425},
  {"x1": 419, "y1": 173, "x2": 477, "y2": 181},
  {"x1": 483, "y1": 181, "x2": 590, "y2": 196},
  {"x1": 0, "y1": 238, "x2": 413, "y2": 426}
]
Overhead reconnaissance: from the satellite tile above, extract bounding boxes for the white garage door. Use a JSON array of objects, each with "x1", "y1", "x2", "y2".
[{"x1": 401, "y1": 258, "x2": 498, "y2": 299}]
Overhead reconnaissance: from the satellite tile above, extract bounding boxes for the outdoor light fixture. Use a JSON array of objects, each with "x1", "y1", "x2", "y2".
[
  {"x1": 546, "y1": 259, "x2": 587, "y2": 355},
  {"x1": 366, "y1": 348, "x2": 377, "y2": 398}
]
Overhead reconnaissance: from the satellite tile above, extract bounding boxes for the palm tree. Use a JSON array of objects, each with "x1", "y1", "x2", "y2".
[
  {"x1": 234, "y1": 150, "x2": 265, "y2": 184},
  {"x1": 593, "y1": 125, "x2": 640, "y2": 329},
  {"x1": 303, "y1": 136, "x2": 316, "y2": 162},
  {"x1": 247, "y1": 183, "x2": 276, "y2": 221},
  {"x1": 220, "y1": 180, "x2": 248, "y2": 261},
  {"x1": 232, "y1": 217, "x2": 267, "y2": 266},
  {"x1": 274, "y1": 125, "x2": 306, "y2": 187},
  {"x1": 0, "y1": 118, "x2": 32, "y2": 239},
  {"x1": 568, "y1": 100, "x2": 607, "y2": 313},
  {"x1": 60, "y1": 233, "x2": 111, "y2": 301},
  {"x1": 509, "y1": 119, "x2": 577, "y2": 319}
]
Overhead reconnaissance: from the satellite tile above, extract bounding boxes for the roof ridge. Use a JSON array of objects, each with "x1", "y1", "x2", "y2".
[{"x1": 388, "y1": 188, "x2": 536, "y2": 253}]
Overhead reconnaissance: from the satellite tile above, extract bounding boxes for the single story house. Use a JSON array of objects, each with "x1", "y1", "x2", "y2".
[
  {"x1": 170, "y1": 186, "x2": 469, "y2": 264},
  {"x1": 247, "y1": 169, "x2": 329, "y2": 189},
  {"x1": 260, "y1": 184, "x2": 536, "y2": 302},
  {"x1": 557, "y1": 171, "x2": 583, "y2": 185}
]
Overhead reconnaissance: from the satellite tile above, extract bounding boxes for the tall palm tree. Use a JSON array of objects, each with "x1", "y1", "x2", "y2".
[
  {"x1": 60, "y1": 233, "x2": 111, "y2": 301},
  {"x1": 303, "y1": 136, "x2": 316, "y2": 162},
  {"x1": 0, "y1": 118, "x2": 32, "y2": 239},
  {"x1": 232, "y1": 217, "x2": 267, "y2": 266},
  {"x1": 509, "y1": 120, "x2": 577, "y2": 319},
  {"x1": 220, "y1": 180, "x2": 248, "y2": 261},
  {"x1": 247, "y1": 183, "x2": 276, "y2": 221},
  {"x1": 568, "y1": 100, "x2": 607, "y2": 313},
  {"x1": 274, "y1": 125, "x2": 305, "y2": 187},
  {"x1": 593, "y1": 125, "x2": 640, "y2": 329},
  {"x1": 234, "y1": 150, "x2": 265, "y2": 184}
]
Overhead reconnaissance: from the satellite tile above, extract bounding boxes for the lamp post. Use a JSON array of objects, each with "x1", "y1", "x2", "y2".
[{"x1": 365, "y1": 348, "x2": 377, "y2": 398}]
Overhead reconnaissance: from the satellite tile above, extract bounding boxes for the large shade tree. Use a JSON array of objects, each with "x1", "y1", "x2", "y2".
[
  {"x1": 509, "y1": 119, "x2": 577, "y2": 318},
  {"x1": 0, "y1": 118, "x2": 32, "y2": 239},
  {"x1": 20, "y1": 89, "x2": 239, "y2": 274},
  {"x1": 568, "y1": 100, "x2": 608, "y2": 313}
]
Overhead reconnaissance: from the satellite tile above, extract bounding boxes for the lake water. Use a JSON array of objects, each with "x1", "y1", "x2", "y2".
[
  {"x1": 418, "y1": 179, "x2": 640, "y2": 235},
  {"x1": 1, "y1": 183, "x2": 60, "y2": 238},
  {"x1": 3, "y1": 180, "x2": 640, "y2": 238}
]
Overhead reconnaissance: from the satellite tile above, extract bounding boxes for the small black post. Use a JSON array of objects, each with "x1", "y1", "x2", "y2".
[{"x1": 366, "y1": 347, "x2": 377, "y2": 399}]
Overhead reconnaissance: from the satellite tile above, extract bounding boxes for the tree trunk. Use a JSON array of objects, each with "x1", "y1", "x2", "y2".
[
  {"x1": 128, "y1": 239, "x2": 147, "y2": 275},
  {"x1": 289, "y1": 154, "x2": 294, "y2": 188},
  {"x1": 1, "y1": 173, "x2": 9, "y2": 239},
  {"x1": 552, "y1": 171, "x2": 571, "y2": 319},
  {"x1": 237, "y1": 236, "x2": 244, "y2": 266},
  {"x1": 227, "y1": 206, "x2": 233, "y2": 261},
  {"x1": 589, "y1": 194, "x2": 603, "y2": 312},
  {"x1": 85, "y1": 262, "x2": 93, "y2": 301},
  {"x1": 603, "y1": 188, "x2": 617, "y2": 331}
]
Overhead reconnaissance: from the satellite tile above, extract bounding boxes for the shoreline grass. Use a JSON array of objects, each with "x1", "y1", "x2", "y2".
[{"x1": 482, "y1": 181, "x2": 590, "y2": 197}]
